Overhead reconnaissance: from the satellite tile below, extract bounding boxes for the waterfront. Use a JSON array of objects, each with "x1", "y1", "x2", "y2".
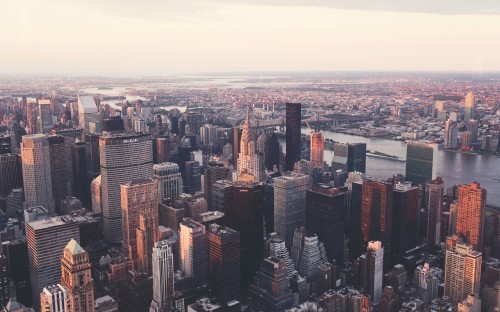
[{"x1": 281, "y1": 129, "x2": 500, "y2": 206}]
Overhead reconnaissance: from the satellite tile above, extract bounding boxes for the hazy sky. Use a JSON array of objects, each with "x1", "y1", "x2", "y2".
[{"x1": 1, "y1": 0, "x2": 500, "y2": 75}]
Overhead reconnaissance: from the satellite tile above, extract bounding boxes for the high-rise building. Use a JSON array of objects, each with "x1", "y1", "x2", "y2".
[
  {"x1": 273, "y1": 174, "x2": 309, "y2": 249},
  {"x1": 47, "y1": 135, "x2": 69, "y2": 212},
  {"x1": 184, "y1": 160, "x2": 201, "y2": 193},
  {"x1": 405, "y1": 141, "x2": 437, "y2": 185},
  {"x1": 185, "y1": 111, "x2": 204, "y2": 136},
  {"x1": 361, "y1": 180, "x2": 393, "y2": 254},
  {"x1": 153, "y1": 162, "x2": 183, "y2": 202},
  {"x1": 0, "y1": 153, "x2": 21, "y2": 201},
  {"x1": 202, "y1": 165, "x2": 229, "y2": 211},
  {"x1": 158, "y1": 201, "x2": 184, "y2": 231},
  {"x1": 232, "y1": 127, "x2": 242, "y2": 168},
  {"x1": 298, "y1": 235, "x2": 327, "y2": 280},
  {"x1": 426, "y1": 177, "x2": 444, "y2": 250},
  {"x1": 306, "y1": 185, "x2": 347, "y2": 264},
  {"x1": 291, "y1": 227, "x2": 305, "y2": 270},
  {"x1": 392, "y1": 182, "x2": 419, "y2": 262},
  {"x1": 237, "y1": 112, "x2": 263, "y2": 182},
  {"x1": 444, "y1": 120, "x2": 458, "y2": 149},
  {"x1": 332, "y1": 143, "x2": 367, "y2": 173},
  {"x1": 200, "y1": 124, "x2": 219, "y2": 146},
  {"x1": 267, "y1": 235, "x2": 295, "y2": 279},
  {"x1": 38, "y1": 100, "x2": 53, "y2": 134},
  {"x1": 78, "y1": 96, "x2": 100, "y2": 133},
  {"x1": 150, "y1": 240, "x2": 175, "y2": 312},
  {"x1": 456, "y1": 182, "x2": 486, "y2": 251},
  {"x1": 21, "y1": 134, "x2": 56, "y2": 215},
  {"x1": 71, "y1": 140, "x2": 91, "y2": 208},
  {"x1": 26, "y1": 217, "x2": 80, "y2": 310},
  {"x1": 467, "y1": 119, "x2": 479, "y2": 144},
  {"x1": 179, "y1": 219, "x2": 208, "y2": 285},
  {"x1": 364, "y1": 241, "x2": 384, "y2": 305},
  {"x1": 136, "y1": 212, "x2": 159, "y2": 275},
  {"x1": 285, "y1": 103, "x2": 301, "y2": 171},
  {"x1": 379, "y1": 286, "x2": 398, "y2": 312},
  {"x1": 40, "y1": 284, "x2": 70, "y2": 312},
  {"x1": 414, "y1": 263, "x2": 441, "y2": 304},
  {"x1": 247, "y1": 257, "x2": 294, "y2": 312},
  {"x1": 224, "y1": 181, "x2": 264, "y2": 295},
  {"x1": 310, "y1": 131, "x2": 324, "y2": 169},
  {"x1": 121, "y1": 178, "x2": 159, "y2": 267},
  {"x1": 60, "y1": 239, "x2": 95, "y2": 312},
  {"x1": 155, "y1": 137, "x2": 171, "y2": 164},
  {"x1": 207, "y1": 224, "x2": 241, "y2": 305},
  {"x1": 100, "y1": 133, "x2": 153, "y2": 243},
  {"x1": 464, "y1": 92, "x2": 474, "y2": 122},
  {"x1": 444, "y1": 240, "x2": 482, "y2": 305}
]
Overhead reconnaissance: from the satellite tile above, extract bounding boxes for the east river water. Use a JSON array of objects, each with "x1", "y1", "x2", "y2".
[{"x1": 280, "y1": 129, "x2": 500, "y2": 206}]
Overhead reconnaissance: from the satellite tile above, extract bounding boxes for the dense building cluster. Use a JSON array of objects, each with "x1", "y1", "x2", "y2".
[{"x1": 0, "y1": 75, "x2": 498, "y2": 312}]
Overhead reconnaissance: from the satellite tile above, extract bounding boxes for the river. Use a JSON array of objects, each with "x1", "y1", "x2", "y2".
[{"x1": 280, "y1": 129, "x2": 500, "y2": 206}]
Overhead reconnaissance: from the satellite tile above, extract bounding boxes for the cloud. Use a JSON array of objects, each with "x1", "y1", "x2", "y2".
[{"x1": 59, "y1": 0, "x2": 500, "y2": 18}]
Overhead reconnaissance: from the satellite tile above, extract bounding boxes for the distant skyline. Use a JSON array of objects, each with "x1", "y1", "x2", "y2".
[{"x1": 1, "y1": 1, "x2": 500, "y2": 75}]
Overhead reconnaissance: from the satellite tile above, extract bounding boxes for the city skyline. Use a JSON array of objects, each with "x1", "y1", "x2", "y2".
[{"x1": 1, "y1": 1, "x2": 500, "y2": 75}]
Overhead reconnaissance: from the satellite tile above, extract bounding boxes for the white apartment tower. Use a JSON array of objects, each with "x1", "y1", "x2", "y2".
[
  {"x1": 150, "y1": 240, "x2": 175, "y2": 312},
  {"x1": 444, "y1": 241, "x2": 482, "y2": 306}
]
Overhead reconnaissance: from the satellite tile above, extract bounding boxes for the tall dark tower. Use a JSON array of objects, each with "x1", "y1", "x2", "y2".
[
  {"x1": 392, "y1": 182, "x2": 419, "y2": 265},
  {"x1": 285, "y1": 103, "x2": 301, "y2": 171},
  {"x1": 72, "y1": 140, "x2": 90, "y2": 208},
  {"x1": 224, "y1": 181, "x2": 264, "y2": 296},
  {"x1": 266, "y1": 132, "x2": 280, "y2": 172}
]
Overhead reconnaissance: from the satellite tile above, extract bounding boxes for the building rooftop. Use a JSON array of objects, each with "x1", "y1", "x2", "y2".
[
  {"x1": 27, "y1": 216, "x2": 76, "y2": 231},
  {"x1": 65, "y1": 239, "x2": 85, "y2": 255},
  {"x1": 78, "y1": 95, "x2": 98, "y2": 113},
  {"x1": 123, "y1": 178, "x2": 155, "y2": 187}
]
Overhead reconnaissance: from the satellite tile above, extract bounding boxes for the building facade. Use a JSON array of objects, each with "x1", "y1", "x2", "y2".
[
  {"x1": 60, "y1": 239, "x2": 95, "y2": 312},
  {"x1": 100, "y1": 133, "x2": 153, "y2": 243}
]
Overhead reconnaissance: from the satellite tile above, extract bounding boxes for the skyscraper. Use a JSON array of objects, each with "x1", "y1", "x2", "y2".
[
  {"x1": 179, "y1": 219, "x2": 208, "y2": 285},
  {"x1": 444, "y1": 239, "x2": 482, "y2": 305},
  {"x1": 153, "y1": 162, "x2": 183, "y2": 202},
  {"x1": 78, "y1": 96, "x2": 100, "y2": 133},
  {"x1": 237, "y1": 111, "x2": 263, "y2": 182},
  {"x1": 207, "y1": 224, "x2": 241, "y2": 305},
  {"x1": 47, "y1": 135, "x2": 69, "y2": 213},
  {"x1": 298, "y1": 234, "x2": 327, "y2": 280},
  {"x1": 310, "y1": 131, "x2": 324, "y2": 169},
  {"x1": 60, "y1": 240, "x2": 95, "y2": 312},
  {"x1": 426, "y1": 177, "x2": 444, "y2": 250},
  {"x1": 202, "y1": 166, "x2": 230, "y2": 211},
  {"x1": 121, "y1": 178, "x2": 159, "y2": 267},
  {"x1": 364, "y1": 241, "x2": 384, "y2": 305},
  {"x1": 0, "y1": 153, "x2": 21, "y2": 201},
  {"x1": 71, "y1": 140, "x2": 90, "y2": 208},
  {"x1": 150, "y1": 240, "x2": 175, "y2": 312},
  {"x1": 21, "y1": 134, "x2": 56, "y2": 215},
  {"x1": 361, "y1": 180, "x2": 393, "y2": 254},
  {"x1": 224, "y1": 181, "x2": 264, "y2": 295},
  {"x1": 392, "y1": 181, "x2": 419, "y2": 262},
  {"x1": 306, "y1": 185, "x2": 347, "y2": 264},
  {"x1": 273, "y1": 174, "x2": 310, "y2": 249},
  {"x1": 40, "y1": 284, "x2": 70, "y2": 312},
  {"x1": 136, "y1": 211, "x2": 159, "y2": 275},
  {"x1": 285, "y1": 103, "x2": 301, "y2": 171},
  {"x1": 100, "y1": 133, "x2": 153, "y2": 243},
  {"x1": 26, "y1": 217, "x2": 80, "y2": 310},
  {"x1": 247, "y1": 257, "x2": 294, "y2": 312},
  {"x1": 444, "y1": 119, "x2": 458, "y2": 149},
  {"x1": 456, "y1": 182, "x2": 486, "y2": 251},
  {"x1": 331, "y1": 142, "x2": 367, "y2": 173},
  {"x1": 414, "y1": 263, "x2": 441, "y2": 304},
  {"x1": 38, "y1": 100, "x2": 53, "y2": 134},
  {"x1": 464, "y1": 92, "x2": 474, "y2": 122},
  {"x1": 405, "y1": 141, "x2": 437, "y2": 185}
]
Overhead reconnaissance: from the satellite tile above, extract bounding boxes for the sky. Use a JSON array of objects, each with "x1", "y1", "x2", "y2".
[{"x1": 1, "y1": 0, "x2": 500, "y2": 75}]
